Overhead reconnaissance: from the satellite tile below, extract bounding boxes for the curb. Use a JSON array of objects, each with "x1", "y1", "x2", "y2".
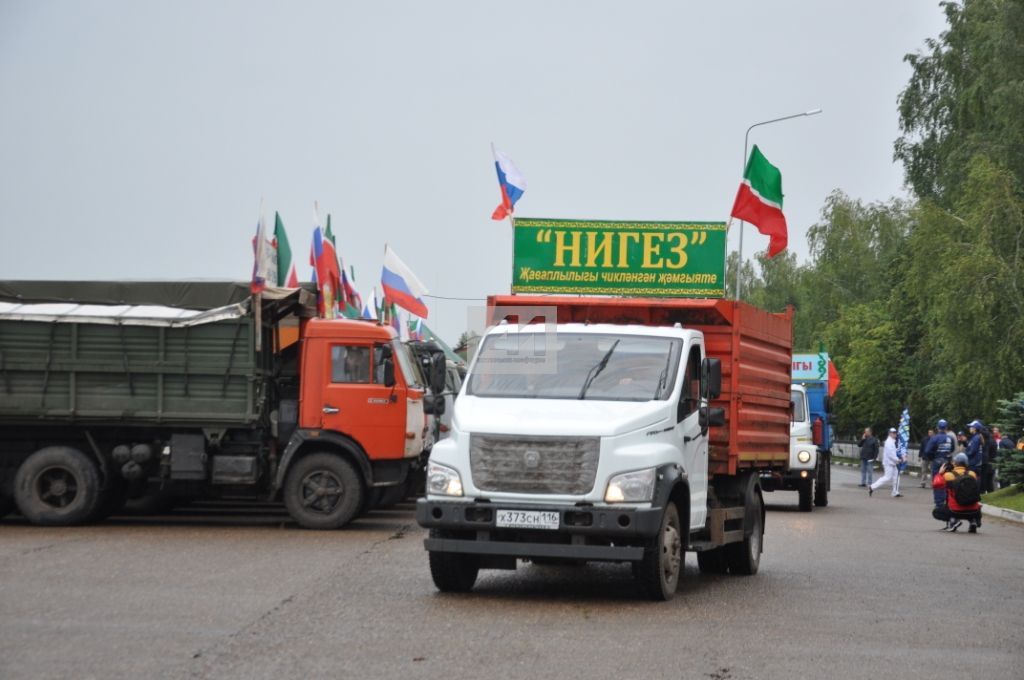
[
  {"x1": 831, "y1": 462, "x2": 1024, "y2": 526},
  {"x1": 981, "y1": 504, "x2": 1024, "y2": 525}
]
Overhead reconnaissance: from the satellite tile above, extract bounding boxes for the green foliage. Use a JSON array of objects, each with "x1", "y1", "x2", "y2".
[
  {"x1": 895, "y1": 0, "x2": 1024, "y2": 207},
  {"x1": 993, "y1": 392, "x2": 1024, "y2": 486},
  {"x1": 726, "y1": 4, "x2": 1024, "y2": 442},
  {"x1": 819, "y1": 303, "x2": 911, "y2": 435}
]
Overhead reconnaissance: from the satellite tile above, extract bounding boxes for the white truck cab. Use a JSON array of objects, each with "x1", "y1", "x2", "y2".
[{"x1": 416, "y1": 320, "x2": 743, "y2": 600}]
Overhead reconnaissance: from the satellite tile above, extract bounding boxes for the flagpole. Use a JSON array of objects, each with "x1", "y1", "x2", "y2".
[{"x1": 734, "y1": 108, "x2": 822, "y2": 300}]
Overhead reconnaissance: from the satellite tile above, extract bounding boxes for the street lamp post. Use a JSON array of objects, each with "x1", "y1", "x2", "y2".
[{"x1": 734, "y1": 108, "x2": 822, "y2": 300}]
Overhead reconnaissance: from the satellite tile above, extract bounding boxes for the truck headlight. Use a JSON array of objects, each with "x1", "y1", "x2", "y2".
[
  {"x1": 797, "y1": 450, "x2": 812, "y2": 464},
  {"x1": 605, "y1": 468, "x2": 656, "y2": 503},
  {"x1": 427, "y1": 462, "x2": 463, "y2": 497}
]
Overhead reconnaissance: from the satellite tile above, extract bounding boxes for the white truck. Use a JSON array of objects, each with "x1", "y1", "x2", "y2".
[
  {"x1": 416, "y1": 295, "x2": 793, "y2": 600},
  {"x1": 760, "y1": 382, "x2": 832, "y2": 512}
]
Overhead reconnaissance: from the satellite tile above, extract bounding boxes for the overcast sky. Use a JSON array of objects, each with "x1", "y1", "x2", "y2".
[{"x1": 0, "y1": 1, "x2": 949, "y2": 345}]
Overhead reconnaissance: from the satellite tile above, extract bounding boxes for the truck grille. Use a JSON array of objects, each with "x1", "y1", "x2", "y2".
[{"x1": 469, "y1": 434, "x2": 599, "y2": 495}]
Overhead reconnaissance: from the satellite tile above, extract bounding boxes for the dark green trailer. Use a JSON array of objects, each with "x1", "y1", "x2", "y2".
[{"x1": 0, "y1": 282, "x2": 315, "y2": 525}]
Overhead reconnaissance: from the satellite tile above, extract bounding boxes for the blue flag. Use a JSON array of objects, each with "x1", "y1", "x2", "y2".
[{"x1": 897, "y1": 407, "x2": 910, "y2": 471}]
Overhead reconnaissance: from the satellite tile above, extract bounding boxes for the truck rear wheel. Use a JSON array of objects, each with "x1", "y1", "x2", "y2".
[
  {"x1": 284, "y1": 453, "x2": 364, "y2": 530},
  {"x1": 428, "y1": 530, "x2": 479, "y2": 592},
  {"x1": 798, "y1": 477, "x2": 813, "y2": 512},
  {"x1": 636, "y1": 502, "x2": 683, "y2": 601},
  {"x1": 814, "y1": 453, "x2": 830, "y2": 507},
  {"x1": 725, "y1": 491, "x2": 763, "y2": 575},
  {"x1": 14, "y1": 446, "x2": 101, "y2": 526}
]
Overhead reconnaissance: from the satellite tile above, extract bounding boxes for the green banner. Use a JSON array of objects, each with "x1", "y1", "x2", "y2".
[{"x1": 512, "y1": 218, "x2": 726, "y2": 297}]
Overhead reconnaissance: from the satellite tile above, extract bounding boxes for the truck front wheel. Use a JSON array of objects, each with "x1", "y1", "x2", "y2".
[
  {"x1": 284, "y1": 453, "x2": 364, "y2": 530},
  {"x1": 814, "y1": 453, "x2": 830, "y2": 507},
  {"x1": 14, "y1": 446, "x2": 101, "y2": 526},
  {"x1": 798, "y1": 476, "x2": 813, "y2": 512},
  {"x1": 636, "y1": 502, "x2": 683, "y2": 601},
  {"x1": 428, "y1": 530, "x2": 479, "y2": 592}
]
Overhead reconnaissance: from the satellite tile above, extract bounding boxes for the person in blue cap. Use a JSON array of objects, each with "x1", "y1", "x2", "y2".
[
  {"x1": 922, "y1": 419, "x2": 957, "y2": 508},
  {"x1": 965, "y1": 420, "x2": 986, "y2": 479}
]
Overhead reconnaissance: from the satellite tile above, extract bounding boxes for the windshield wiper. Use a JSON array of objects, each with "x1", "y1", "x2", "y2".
[
  {"x1": 577, "y1": 340, "x2": 620, "y2": 400},
  {"x1": 654, "y1": 348, "x2": 673, "y2": 399}
]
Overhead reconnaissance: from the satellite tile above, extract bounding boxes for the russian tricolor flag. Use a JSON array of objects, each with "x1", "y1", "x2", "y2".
[
  {"x1": 491, "y1": 146, "x2": 526, "y2": 220},
  {"x1": 381, "y1": 245, "x2": 429, "y2": 318}
]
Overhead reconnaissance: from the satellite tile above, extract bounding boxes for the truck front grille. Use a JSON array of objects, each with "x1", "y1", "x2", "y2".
[{"x1": 469, "y1": 434, "x2": 599, "y2": 495}]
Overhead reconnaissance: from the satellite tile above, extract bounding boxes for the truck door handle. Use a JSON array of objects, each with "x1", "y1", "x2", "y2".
[{"x1": 323, "y1": 406, "x2": 340, "y2": 414}]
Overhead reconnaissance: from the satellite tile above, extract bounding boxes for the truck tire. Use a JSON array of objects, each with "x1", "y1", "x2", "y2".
[
  {"x1": 725, "y1": 491, "x2": 763, "y2": 575},
  {"x1": 636, "y1": 502, "x2": 683, "y2": 601},
  {"x1": 283, "y1": 452, "x2": 364, "y2": 530},
  {"x1": 798, "y1": 477, "x2": 813, "y2": 512},
  {"x1": 814, "y1": 453, "x2": 830, "y2": 507},
  {"x1": 14, "y1": 446, "x2": 101, "y2": 526},
  {"x1": 696, "y1": 547, "x2": 729, "y2": 574},
  {"x1": 427, "y1": 530, "x2": 480, "y2": 592}
]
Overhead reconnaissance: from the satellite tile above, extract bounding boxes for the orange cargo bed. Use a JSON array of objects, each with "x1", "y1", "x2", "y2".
[{"x1": 487, "y1": 295, "x2": 793, "y2": 477}]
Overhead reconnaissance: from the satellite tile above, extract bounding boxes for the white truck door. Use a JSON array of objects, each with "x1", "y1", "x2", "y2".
[{"x1": 677, "y1": 343, "x2": 708, "y2": 529}]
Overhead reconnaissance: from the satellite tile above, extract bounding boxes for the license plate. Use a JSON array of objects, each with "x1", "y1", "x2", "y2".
[{"x1": 495, "y1": 509, "x2": 560, "y2": 530}]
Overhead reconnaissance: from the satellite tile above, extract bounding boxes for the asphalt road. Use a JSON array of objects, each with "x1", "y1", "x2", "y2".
[{"x1": 2, "y1": 466, "x2": 1022, "y2": 680}]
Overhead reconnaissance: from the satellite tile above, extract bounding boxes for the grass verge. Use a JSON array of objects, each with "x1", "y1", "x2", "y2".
[{"x1": 982, "y1": 485, "x2": 1024, "y2": 513}]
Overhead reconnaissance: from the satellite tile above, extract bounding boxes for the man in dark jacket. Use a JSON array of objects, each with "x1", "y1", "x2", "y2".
[
  {"x1": 965, "y1": 420, "x2": 985, "y2": 477},
  {"x1": 858, "y1": 428, "x2": 879, "y2": 487},
  {"x1": 918, "y1": 428, "x2": 935, "y2": 488},
  {"x1": 922, "y1": 419, "x2": 957, "y2": 508}
]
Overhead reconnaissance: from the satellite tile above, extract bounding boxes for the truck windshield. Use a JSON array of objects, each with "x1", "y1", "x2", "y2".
[
  {"x1": 790, "y1": 391, "x2": 807, "y2": 422},
  {"x1": 392, "y1": 340, "x2": 423, "y2": 389},
  {"x1": 466, "y1": 333, "x2": 681, "y2": 402}
]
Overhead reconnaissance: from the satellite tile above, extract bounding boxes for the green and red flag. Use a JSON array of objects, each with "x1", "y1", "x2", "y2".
[
  {"x1": 730, "y1": 145, "x2": 788, "y2": 258},
  {"x1": 273, "y1": 212, "x2": 299, "y2": 288}
]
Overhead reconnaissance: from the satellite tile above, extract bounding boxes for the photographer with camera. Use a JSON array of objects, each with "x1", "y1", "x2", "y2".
[{"x1": 931, "y1": 452, "x2": 982, "y2": 533}]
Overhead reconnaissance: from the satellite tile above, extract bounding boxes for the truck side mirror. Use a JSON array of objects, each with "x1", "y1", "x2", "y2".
[
  {"x1": 701, "y1": 358, "x2": 722, "y2": 400},
  {"x1": 698, "y1": 406, "x2": 726, "y2": 434},
  {"x1": 432, "y1": 394, "x2": 446, "y2": 416},
  {"x1": 383, "y1": 359, "x2": 396, "y2": 387},
  {"x1": 430, "y1": 356, "x2": 446, "y2": 395}
]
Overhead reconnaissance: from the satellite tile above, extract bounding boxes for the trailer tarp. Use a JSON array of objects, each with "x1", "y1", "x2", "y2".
[{"x1": 0, "y1": 280, "x2": 317, "y2": 311}]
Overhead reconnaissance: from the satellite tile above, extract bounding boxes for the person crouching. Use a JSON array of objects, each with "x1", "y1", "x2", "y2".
[{"x1": 931, "y1": 453, "x2": 983, "y2": 533}]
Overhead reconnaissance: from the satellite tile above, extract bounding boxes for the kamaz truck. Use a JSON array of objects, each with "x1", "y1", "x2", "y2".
[
  {"x1": 0, "y1": 281, "x2": 443, "y2": 529},
  {"x1": 416, "y1": 295, "x2": 793, "y2": 600},
  {"x1": 761, "y1": 354, "x2": 834, "y2": 511}
]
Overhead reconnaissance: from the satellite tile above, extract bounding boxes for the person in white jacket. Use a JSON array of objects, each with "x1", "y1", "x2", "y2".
[{"x1": 869, "y1": 427, "x2": 904, "y2": 497}]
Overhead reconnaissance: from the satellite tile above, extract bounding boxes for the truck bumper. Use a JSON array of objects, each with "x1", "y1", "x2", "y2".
[
  {"x1": 416, "y1": 498, "x2": 663, "y2": 563},
  {"x1": 760, "y1": 469, "x2": 813, "y2": 492}
]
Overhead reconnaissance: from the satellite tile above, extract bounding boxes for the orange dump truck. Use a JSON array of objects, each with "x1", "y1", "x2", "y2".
[
  {"x1": 417, "y1": 295, "x2": 792, "y2": 599},
  {"x1": 0, "y1": 281, "x2": 446, "y2": 529}
]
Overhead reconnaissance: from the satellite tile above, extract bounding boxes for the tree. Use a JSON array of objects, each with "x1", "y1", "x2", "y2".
[
  {"x1": 903, "y1": 156, "x2": 1024, "y2": 423},
  {"x1": 992, "y1": 392, "x2": 1024, "y2": 487},
  {"x1": 895, "y1": 0, "x2": 1024, "y2": 207}
]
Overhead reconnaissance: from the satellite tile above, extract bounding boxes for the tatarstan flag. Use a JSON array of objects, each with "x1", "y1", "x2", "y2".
[
  {"x1": 730, "y1": 145, "x2": 788, "y2": 258},
  {"x1": 273, "y1": 212, "x2": 299, "y2": 288}
]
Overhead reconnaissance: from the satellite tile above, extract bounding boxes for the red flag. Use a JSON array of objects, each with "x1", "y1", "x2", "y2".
[{"x1": 827, "y1": 360, "x2": 842, "y2": 397}]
